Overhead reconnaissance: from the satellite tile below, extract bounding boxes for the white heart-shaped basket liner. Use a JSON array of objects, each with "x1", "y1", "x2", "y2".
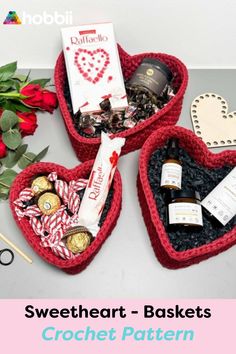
[{"x1": 191, "y1": 92, "x2": 236, "y2": 148}]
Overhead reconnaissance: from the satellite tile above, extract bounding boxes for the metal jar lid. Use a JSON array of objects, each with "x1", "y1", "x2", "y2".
[
  {"x1": 142, "y1": 58, "x2": 173, "y2": 82},
  {"x1": 167, "y1": 189, "x2": 201, "y2": 202}
]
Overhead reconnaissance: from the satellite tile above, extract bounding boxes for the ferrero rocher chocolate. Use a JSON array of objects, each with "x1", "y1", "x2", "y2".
[
  {"x1": 65, "y1": 226, "x2": 93, "y2": 254},
  {"x1": 38, "y1": 192, "x2": 61, "y2": 215},
  {"x1": 31, "y1": 176, "x2": 53, "y2": 196}
]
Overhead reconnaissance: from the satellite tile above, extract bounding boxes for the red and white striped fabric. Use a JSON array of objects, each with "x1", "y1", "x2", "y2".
[
  {"x1": 15, "y1": 207, "x2": 26, "y2": 220},
  {"x1": 14, "y1": 205, "x2": 41, "y2": 220},
  {"x1": 30, "y1": 217, "x2": 45, "y2": 237},
  {"x1": 23, "y1": 205, "x2": 41, "y2": 218},
  {"x1": 40, "y1": 233, "x2": 74, "y2": 260},
  {"x1": 13, "y1": 172, "x2": 88, "y2": 260},
  {"x1": 14, "y1": 188, "x2": 34, "y2": 207},
  {"x1": 48, "y1": 172, "x2": 88, "y2": 214}
]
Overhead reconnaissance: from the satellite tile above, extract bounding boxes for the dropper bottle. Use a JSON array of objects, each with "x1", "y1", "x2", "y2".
[{"x1": 160, "y1": 138, "x2": 182, "y2": 190}]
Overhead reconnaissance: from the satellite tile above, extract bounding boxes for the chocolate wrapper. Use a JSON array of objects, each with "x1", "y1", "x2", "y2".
[
  {"x1": 78, "y1": 132, "x2": 125, "y2": 235},
  {"x1": 14, "y1": 173, "x2": 88, "y2": 260}
]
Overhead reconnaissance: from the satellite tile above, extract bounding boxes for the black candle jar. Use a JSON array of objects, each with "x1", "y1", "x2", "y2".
[{"x1": 127, "y1": 58, "x2": 173, "y2": 98}]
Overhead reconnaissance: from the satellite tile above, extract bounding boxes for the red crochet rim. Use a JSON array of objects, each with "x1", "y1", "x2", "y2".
[
  {"x1": 9, "y1": 161, "x2": 122, "y2": 271},
  {"x1": 138, "y1": 126, "x2": 236, "y2": 264},
  {"x1": 54, "y1": 44, "x2": 188, "y2": 145}
]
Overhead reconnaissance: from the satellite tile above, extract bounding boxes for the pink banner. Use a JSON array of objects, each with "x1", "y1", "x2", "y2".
[{"x1": 1, "y1": 300, "x2": 235, "y2": 354}]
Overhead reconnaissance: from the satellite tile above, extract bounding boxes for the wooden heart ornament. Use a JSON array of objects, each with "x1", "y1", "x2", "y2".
[
  {"x1": 9, "y1": 161, "x2": 122, "y2": 275},
  {"x1": 74, "y1": 48, "x2": 110, "y2": 84},
  {"x1": 191, "y1": 93, "x2": 236, "y2": 148},
  {"x1": 137, "y1": 126, "x2": 236, "y2": 269}
]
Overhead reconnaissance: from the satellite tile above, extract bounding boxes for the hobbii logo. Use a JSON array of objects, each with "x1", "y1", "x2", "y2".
[{"x1": 21, "y1": 11, "x2": 73, "y2": 25}]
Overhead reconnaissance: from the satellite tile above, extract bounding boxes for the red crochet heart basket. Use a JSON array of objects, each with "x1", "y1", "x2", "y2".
[
  {"x1": 137, "y1": 126, "x2": 236, "y2": 269},
  {"x1": 9, "y1": 161, "x2": 122, "y2": 275},
  {"x1": 54, "y1": 44, "x2": 188, "y2": 162}
]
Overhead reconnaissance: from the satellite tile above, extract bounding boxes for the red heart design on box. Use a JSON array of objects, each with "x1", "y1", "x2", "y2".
[
  {"x1": 74, "y1": 48, "x2": 110, "y2": 84},
  {"x1": 9, "y1": 161, "x2": 122, "y2": 274},
  {"x1": 137, "y1": 126, "x2": 236, "y2": 269}
]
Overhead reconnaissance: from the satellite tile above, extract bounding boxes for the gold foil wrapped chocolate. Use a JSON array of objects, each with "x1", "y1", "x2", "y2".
[
  {"x1": 38, "y1": 192, "x2": 61, "y2": 215},
  {"x1": 31, "y1": 176, "x2": 53, "y2": 196},
  {"x1": 65, "y1": 226, "x2": 93, "y2": 254}
]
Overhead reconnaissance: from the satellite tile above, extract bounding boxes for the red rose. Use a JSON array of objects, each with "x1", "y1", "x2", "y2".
[
  {"x1": 18, "y1": 111, "x2": 38, "y2": 137},
  {"x1": 40, "y1": 89, "x2": 58, "y2": 113},
  {"x1": 20, "y1": 84, "x2": 58, "y2": 113},
  {"x1": 20, "y1": 84, "x2": 43, "y2": 107},
  {"x1": 0, "y1": 136, "x2": 7, "y2": 158}
]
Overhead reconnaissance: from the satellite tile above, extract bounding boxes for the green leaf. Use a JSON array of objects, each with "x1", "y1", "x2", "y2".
[
  {"x1": 33, "y1": 146, "x2": 49, "y2": 163},
  {"x1": 0, "y1": 80, "x2": 15, "y2": 92},
  {"x1": 13, "y1": 80, "x2": 20, "y2": 91},
  {"x1": 25, "y1": 70, "x2": 31, "y2": 83},
  {"x1": 0, "y1": 193, "x2": 9, "y2": 200},
  {"x1": 10, "y1": 101, "x2": 32, "y2": 112},
  {"x1": 15, "y1": 144, "x2": 28, "y2": 161},
  {"x1": 18, "y1": 152, "x2": 36, "y2": 170},
  {"x1": 1, "y1": 101, "x2": 17, "y2": 112},
  {"x1": 0, "y1": 110, "x2": 19, "y2": 131},
  {"x1": 12, "y1": 74, "x2": 28, "y2": 82},
  {"x1": 0, "y1": 189, "x2": 9, "y2": 200},
  {"x1": 0, "y1": 184, "x2": 10, "y2": 199},
  {"x1": 2, "y1": 129, "x2": 22, "y2": 150},
  {"x1": 0, "y1": 169, "x2": 17, "y2": 189},
  {"x1": 0, "y1": 150, "x2": 17, "y2": 168},
  {"x1": 0, "y1": 62, "x2": 17, "y2": 82},
  {"x1": 29, "y1": 78, "x2": 51, "y2": 88},
  {"x1": 1, "y1": 100, "x2": 32, "y2": 113}
]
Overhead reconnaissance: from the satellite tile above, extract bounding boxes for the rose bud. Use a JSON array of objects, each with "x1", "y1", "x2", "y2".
[
  {"x1": 0, "y1": 136, "x2": 7, "y2": 158},
  {"x1": 20, "y1": 84, "x2": 58, "y2": 113},
  {"x1": 20, "y1": 84, "x2": 43, "y2": 108},
  {"x1": 18, "y1": 111, "x2": 38, "y2": 137},
  {"x1": 41, "y1": 89, "x2": 58, "y2": 113}
]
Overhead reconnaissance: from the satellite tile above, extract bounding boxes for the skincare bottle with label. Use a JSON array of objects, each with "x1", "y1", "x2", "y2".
[
  {"x1": 201, "y1": 167, "x2": 236, "y2": 226},
  {"x1": 160, "y1": 138, "x2": 182, "y2": 190},
  {"x1": 167, "y1": 189, "x2": 203, "y2": 229}
]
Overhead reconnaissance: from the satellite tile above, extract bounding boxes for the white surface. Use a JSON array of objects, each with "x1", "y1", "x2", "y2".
[
  {"x1": 0, "y1": 69, "x2": 236, "y2": 299},
  {"x1": 0, "y1": 0, "x2": 236, "y2": 68}
]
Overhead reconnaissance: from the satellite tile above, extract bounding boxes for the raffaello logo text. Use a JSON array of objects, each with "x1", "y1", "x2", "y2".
[
  {"x1": 71, "y1": 31, "x2": 108, "y2": 46},
  {"x1": 21, "y1": 11, "x2": 73, "y2": 25}
]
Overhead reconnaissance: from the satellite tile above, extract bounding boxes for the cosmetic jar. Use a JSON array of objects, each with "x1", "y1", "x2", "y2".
[
  {"x1": 167, "y1": 190, "x2": 203, "y2": 228},
  {"x1": 128, "y1": 58, "x2": 173, "y2": 97}
]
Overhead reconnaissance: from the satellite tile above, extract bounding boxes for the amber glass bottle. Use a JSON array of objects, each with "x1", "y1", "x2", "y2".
[{"x1": 161, "y1": 138, "x2": 182, "y2": 190}]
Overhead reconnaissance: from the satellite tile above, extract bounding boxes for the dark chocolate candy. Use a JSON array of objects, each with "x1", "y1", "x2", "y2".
[
  {"x1": 64, "y1": 73, "x2": 175, "y2": 138},
  {"x1": 99, "y1": 98, "x2": 111, "y2": 112}
]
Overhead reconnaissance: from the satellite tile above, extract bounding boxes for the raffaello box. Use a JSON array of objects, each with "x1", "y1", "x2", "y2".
[{"x1": 61, "y1": 22, "x2": 128, "y2": 114}]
